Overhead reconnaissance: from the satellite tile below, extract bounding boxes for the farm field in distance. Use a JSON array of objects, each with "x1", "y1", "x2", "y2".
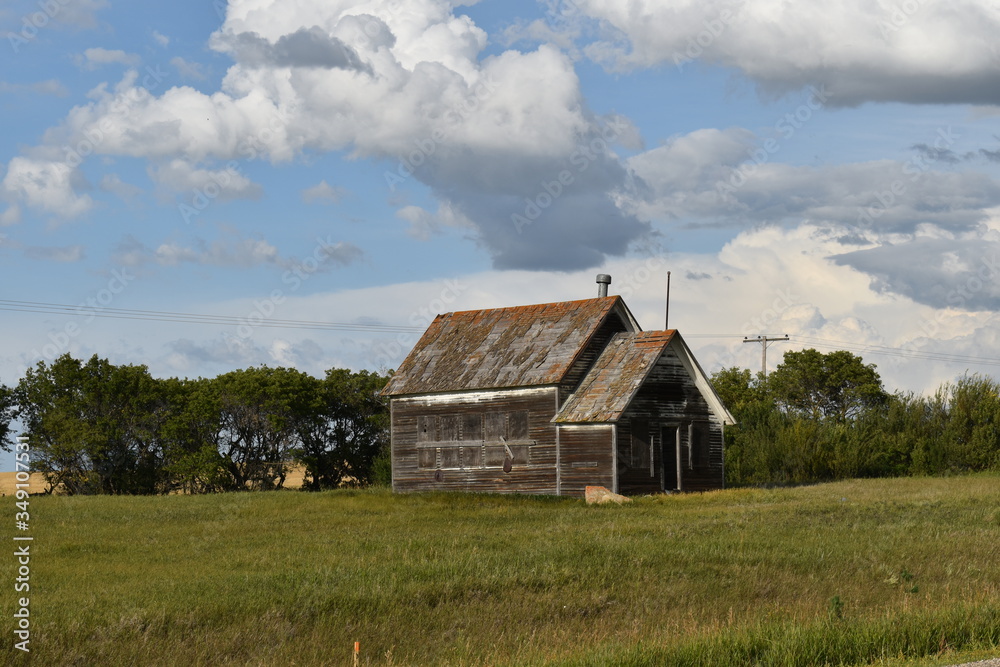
[{"x1": 2, "y1": 475, "x2": 999, "y2": 666}]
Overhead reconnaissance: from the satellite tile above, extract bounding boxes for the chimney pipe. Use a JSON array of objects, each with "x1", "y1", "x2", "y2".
[{"x1": 596, "y1": 274, "x2": 611, "y2": 297}]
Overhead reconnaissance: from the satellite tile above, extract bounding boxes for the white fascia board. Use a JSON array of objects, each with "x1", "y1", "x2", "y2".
[
  {"x1": 393, "y1": 385, "x2": 557, "y2": 406},
  {"x1": 668, "y1": 334, "x2": 737, "y2": 425}
]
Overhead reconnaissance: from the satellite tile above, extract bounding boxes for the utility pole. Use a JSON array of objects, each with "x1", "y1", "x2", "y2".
[{"x1": 743, "y1": 334, "x2": 789, "y2": 379}]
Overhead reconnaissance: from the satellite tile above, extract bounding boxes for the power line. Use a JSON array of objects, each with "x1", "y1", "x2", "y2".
[
  {"x1": 0, "y1": 299, "x2": 423, "y2": 334},
  {"x1": 742, "y1": 335, "x2": 789, "y2": 378},
  {"x1": 792, "y1": 335, "x2": 1000, "y2": 368},
  {"x1": 683, "y1": 332, "x2": 1000, "y2": 370},
  {"x1": 6, "y1": 298, "x2": 1000, "y2": 370}
]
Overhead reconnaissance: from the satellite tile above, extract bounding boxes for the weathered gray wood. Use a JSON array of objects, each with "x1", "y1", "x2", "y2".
[{"x1": 392, "y1": 387, "x2": 559, "y2": 495}]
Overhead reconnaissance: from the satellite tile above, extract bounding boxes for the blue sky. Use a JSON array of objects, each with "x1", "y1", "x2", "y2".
[{"x1": 3, "y1": 0, "x2": 1000, "y2": 465}]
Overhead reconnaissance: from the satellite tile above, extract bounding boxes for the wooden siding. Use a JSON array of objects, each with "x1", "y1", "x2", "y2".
[
  {"x1": 392, "y1": 387, "x2": 559, "y2": 495},
  {"x1": 558, "y1": 425, "x2": 615, "y2": 498},
  {"x1": 617, "y1": 347, "x2": 725, "y2": 493}
]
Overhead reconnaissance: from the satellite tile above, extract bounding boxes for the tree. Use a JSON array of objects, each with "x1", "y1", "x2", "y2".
[
  {"x1": 768, "y1": 349, "x2": 887, "y2": 422},
  {"x1": 207, "y1": 367, "x2": 319, "y2": 491},
  {"x1": 0, "y1": 382, "x2": 15, "y2": 451},
  {"x1": 157, "y1": 377, "x2": 233, "y2": 494},
  {"x1": 296, "y1": 369, "x2": 389, "y2": 490},
  {"x1": 15, "y1": 354, "x2": 169, "y2": 494}
]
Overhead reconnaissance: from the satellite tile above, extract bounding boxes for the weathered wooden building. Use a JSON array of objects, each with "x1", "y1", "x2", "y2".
[{"x1": 382, "y1": 278, "x2": 735, "y2": 497}]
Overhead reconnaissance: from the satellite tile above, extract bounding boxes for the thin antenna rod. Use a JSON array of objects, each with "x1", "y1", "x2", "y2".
[{"x1": 664, "y1": 270, "x2": 671, "y2": 330}]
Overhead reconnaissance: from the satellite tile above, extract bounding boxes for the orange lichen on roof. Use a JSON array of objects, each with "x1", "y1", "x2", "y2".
[
  {"x1": 554, "y1": 330, "x2": 676, "y2": 423},
  {"x1": 382, "y1": 297, "x2": 627, "y2": 396}
]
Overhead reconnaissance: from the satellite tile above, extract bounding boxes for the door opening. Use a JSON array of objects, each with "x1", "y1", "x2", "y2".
[{"x1": 661, "y1": 425, "x2": 680, "y2": 491}]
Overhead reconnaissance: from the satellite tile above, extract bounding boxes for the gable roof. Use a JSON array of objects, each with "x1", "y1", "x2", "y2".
[
  {"x1": 554, "y1": 331, "x2": 675, "y2": 423},
  {"x1": 382, "y1": 296, "x2": 638, "y2": 396},
  {"x1": 554, "y1": 331, "x2": 736, "y2": 425}
]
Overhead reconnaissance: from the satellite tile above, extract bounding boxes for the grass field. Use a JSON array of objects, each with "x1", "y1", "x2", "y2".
[{"x1": 2, "y1": 475, "x2": 999, "y2": 665}]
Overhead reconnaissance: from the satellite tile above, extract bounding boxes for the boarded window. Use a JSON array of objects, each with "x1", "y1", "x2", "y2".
[
  {"x1": 461, "y1": 413, "x2": 482, "y2": 441},
  {"x1": 509, "y1": 410, "x2": 529, "y2": 440},
  {"x1": 418, "y1": 447, "x2": 437, "y2": 469},
  {"x1": 507, "y1": 445, "x2": 529, "y2": 464},
  {"x1": 484, "y1": 412, "x2": 506, "y2": 440},
  {"x1": 440, "y1": 446, "x2": 461, "y2": 469},
  {"x1": 463, "y1": 445, "x2": 482, "y2": 468},
  {"x1": 417, "y1": 416, "x2": 436, "y2": 443},
  {"x1": 484, "y1": 445, "x2": 506, "y2": 467},
  {"x1": 440, "y1": 415, "x2": 459, "y2": 442},
  {"x1": 484, "y1": 444, "x2": 528, "y2": 467}
]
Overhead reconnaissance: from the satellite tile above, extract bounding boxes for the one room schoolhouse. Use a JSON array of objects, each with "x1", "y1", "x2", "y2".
[{"x1": 382, "y1": 275, "x2": 735, "y2": 497}]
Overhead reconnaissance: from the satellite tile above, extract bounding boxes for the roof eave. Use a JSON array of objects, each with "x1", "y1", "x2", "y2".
[{"x1": 667, "y1": 333, "x2": 737, "y2": 425}]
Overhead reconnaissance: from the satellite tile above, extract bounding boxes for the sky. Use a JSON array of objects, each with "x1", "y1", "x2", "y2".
[{"x1": 3, "y1": 0, "x2": 1000, "y2": 455}]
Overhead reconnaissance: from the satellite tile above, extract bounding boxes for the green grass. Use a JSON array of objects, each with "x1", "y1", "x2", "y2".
[{"x1": 2, "y1": 475, "x2": 999, "y2": 665}]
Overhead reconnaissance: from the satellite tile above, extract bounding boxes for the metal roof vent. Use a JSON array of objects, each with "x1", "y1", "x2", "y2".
[{"x1": 596, "y1": 274, "x2": 611, "y2": 297}]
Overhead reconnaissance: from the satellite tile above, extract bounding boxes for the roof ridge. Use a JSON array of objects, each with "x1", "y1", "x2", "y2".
[{"x1": 437, "y1": 295, "x2": 620, "y2": 319}]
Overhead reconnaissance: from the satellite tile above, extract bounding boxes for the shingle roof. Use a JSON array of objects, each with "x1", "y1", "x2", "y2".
[
  {"x1": 554, "y1": 331, "x2": 675, "y2": 423},
  {"x1": 382, "y1": 296, "x2": 634, "y2": 396}
]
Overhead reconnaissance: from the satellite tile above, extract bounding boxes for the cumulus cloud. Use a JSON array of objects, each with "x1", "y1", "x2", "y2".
[
  {"x1": 301, "y1": 180, "x2": 347, "y2": 204},
  {"x1": 115, "y1": 232, "x2": 279, "y2": 269},
  {"x1": 153, "y1": 31, "x2": 170, "y2": 47},
  {"x1": 170, "y1": 56, "x2": 208, "y2": 80},
  {"x1": 149, "y1": 160, "x2": 263, "y2": 202},
  {"x1": 164, "y1": 336, "x2": 335, "y2": 377},
  {"x1": 114, "y1": 229, "x2": 364, "y2": 272},
  {"x1": 396, "y1": 201, "x2": 473, "y2": 241},
  {"x1": 75, "y1": 47, "x2": 141, "y2": 69},
  {"x1": 575, "y1": 0, "x2": 1000, "y2": 105},
  {"x1": 2, "y1": 0, "x2": 651, "y2": 269},
  {"x1": 99, "y1": 173, "x2": 143, "y2": 201},
  {"x1": 52, "y1": 0, "x2": 110, "y2": 29},
  {"x1": 832, "y1": 233, "x2": 1000, "y2": 311},
  {"x1": 213, "y1": 26, "x2": 372, "y2": 73},
  {"x1": 1, "y1": 157, "x2": 93, "y2": 220},
  {"x1": 624, "y1": 128, "x2": 1000, "y2": 237},
  {"x1": 0, "y1": 205, "x2": 20, "y2": 226}
]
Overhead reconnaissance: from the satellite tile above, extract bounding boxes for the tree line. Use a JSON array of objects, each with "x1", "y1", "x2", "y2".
[
  {"x1": 713, "y1": 348, "x2": 1000, "y2": 486},
  {"x1": 0, "y1": 354, "x2": 390, "y2": 494},
  {"x1": 2, "y1": 349, "x2": 998, "y2": 494}
]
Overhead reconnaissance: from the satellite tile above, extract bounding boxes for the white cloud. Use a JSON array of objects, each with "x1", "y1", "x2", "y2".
[
  {"x1": 153, "y1": 30, "x2": 170, "y2": 47},
  {"x1": 624, "y1": 127, "x2": 1000, "y2": 236},
  {"x1": 170, "y1": 56, "x2": 208, "y2": 80},
  {"x1": 75, "y1": 47, "x2": 141, "y2": 70},
  {"x1": 576, "y1": 0, "x2": 1000, "y2": 105},
  {"x1": 396, "y1": 201, "x2": 474, "y2": 240},
  {"x1": 301, "y1": 180, "x2": 347, "y2": 204},
  {"x1": 148, "y1": 160, "x2": 263, "y2": 202},
  {"x1": 114, "y1": 229, "x2": 364, "y2": 272},
  {"x1": 3, "y1": 1, "x2": 649, "y2": 266},
  {"x1": 0, "y1": 80, "x2": 69, "y2": 97},
  {"x1": 0, "y1": 205, "x2": 20, "y2": 226},
  {"x1": 3, "y1": 225, "x2": 996, "y2": 394},
  {"x1": 212, "y1": 26, "x2": 373, "y2": 72},
  {"x1": 52, "y1": 0, "x2": 109, "y2": 29},
  {"x1": 1, "y1": 157, "x2": 93, "y2": 221},
  {"x1": 99, "y1": 173, "x2": 143, "y2": 201}
]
